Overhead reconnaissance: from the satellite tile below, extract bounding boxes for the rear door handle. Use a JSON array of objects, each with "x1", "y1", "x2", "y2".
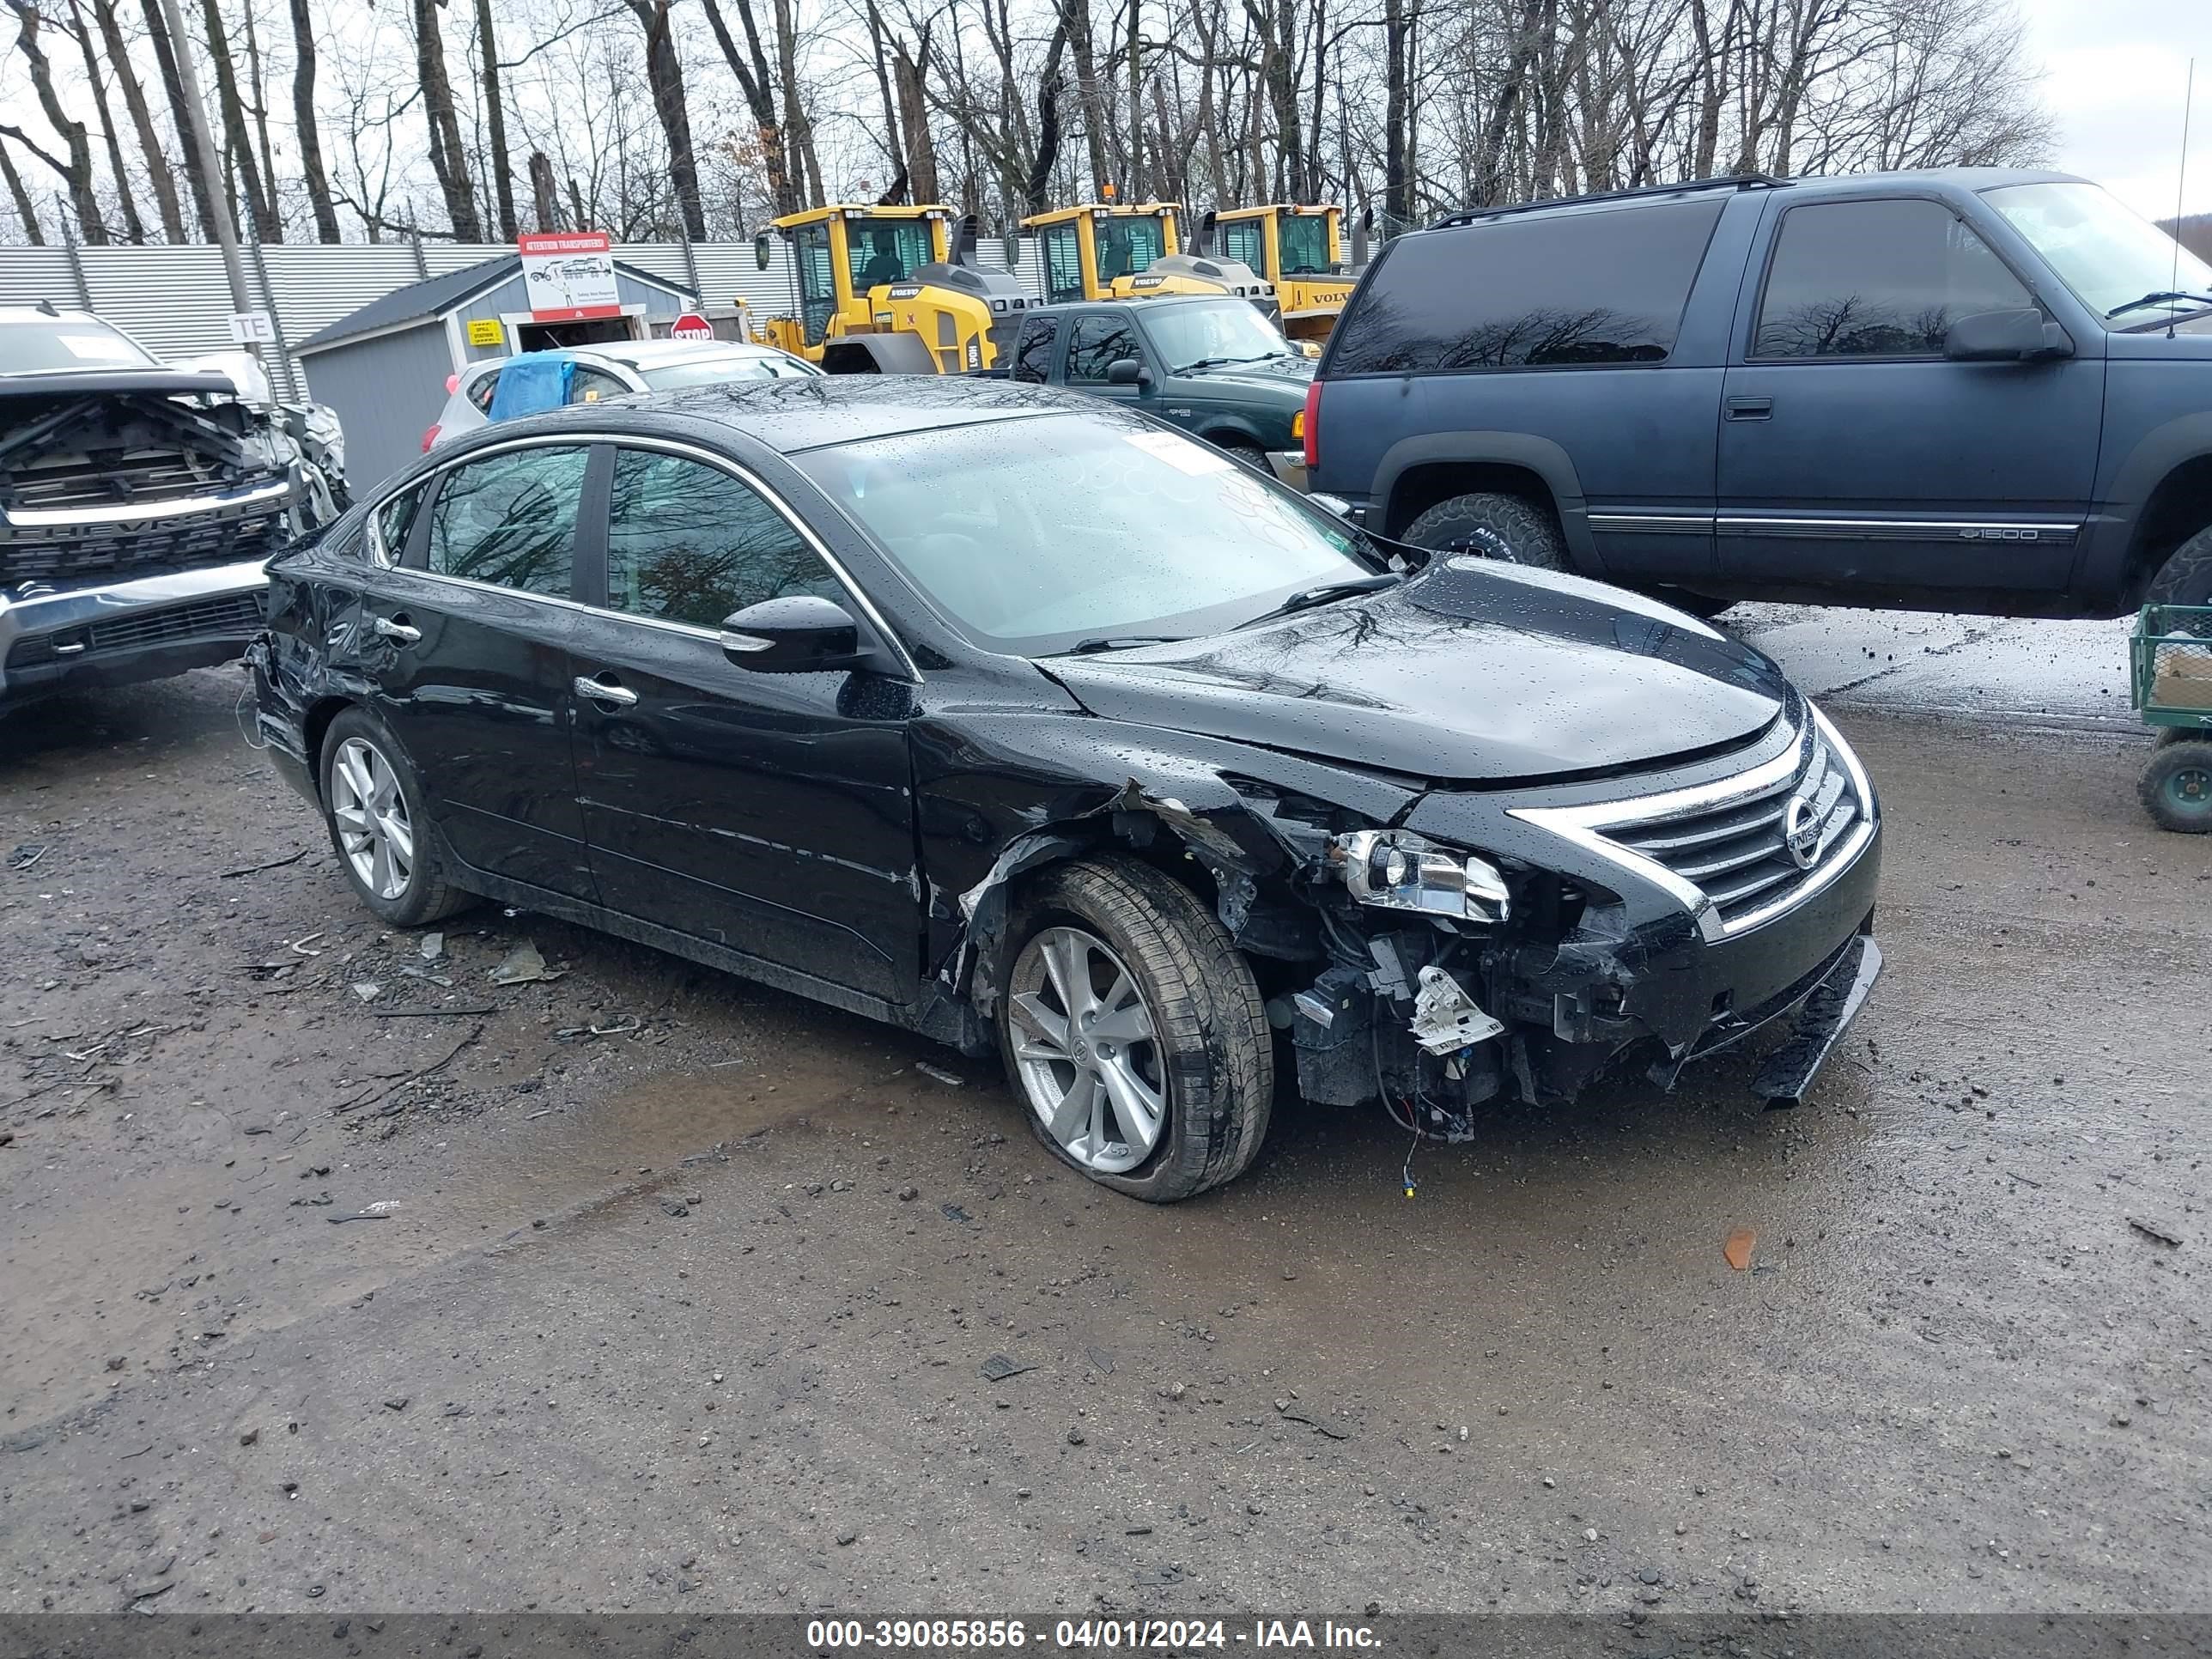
[
  {"x1": 372, "y1": 614, "x2": 421, "y2": 645},
  {"x1": 1725, "y1": 396, "x2": 1774, "y2": 422},
  {"x1": 574, "y1": 672, "x2": 638, "y2": 709}
]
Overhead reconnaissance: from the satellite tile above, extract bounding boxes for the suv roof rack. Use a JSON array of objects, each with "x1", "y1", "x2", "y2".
[{"x1": 1430, "y1": 173, "x2": 1784, "y2": 230}]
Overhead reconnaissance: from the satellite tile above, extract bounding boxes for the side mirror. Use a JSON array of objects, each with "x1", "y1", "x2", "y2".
[
  {"x1": 1197, "y1": 209, "x2": 1219, "y2": 257},
  {"x1": 1106, "y1": 357, "x2": 1152, "y2": 389},
  {"x1": 720, "y1": 593, "x2": 860, "y2": 672},
  {"x1": 1944, "y1": 307, "x2": 2073, "y2": 362},
  {"x1": 752, "y1": 231, "x2": 774, "y2": 272}
]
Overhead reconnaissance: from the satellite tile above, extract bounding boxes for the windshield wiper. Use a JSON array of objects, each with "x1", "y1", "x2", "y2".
[
  {"x1": 1234, "y1": 573, "x2": 1401, "y2": 630},
  {"x1": 1057, "y1": 635, "x2": 1188, "y2": 655},
  {"x1": 2106, "y1": 289, "x2": 2212, "y2": 319},
  {"x1": 1174, "y1": 352, "x2": 1286, "y2": 374}
]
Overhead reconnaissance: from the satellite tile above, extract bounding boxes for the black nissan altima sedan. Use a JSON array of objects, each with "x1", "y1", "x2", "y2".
[{"x1": 250, "y1": 377, "x2": 1882, "y2": 1201}]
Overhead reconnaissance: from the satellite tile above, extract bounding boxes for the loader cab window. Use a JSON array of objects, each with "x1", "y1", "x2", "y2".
[
  {"x1": 1278, "y1": 214, "x2": 1331, "y2": 275},
  {"x1": 848, "y1": 219, "x2": 933, "y2": 290},
  {"x1": 791, "y1": 222, "x2": 838, "y2": 346},
  {"x1": 1041, "y1": 224, "x2": 1085, "y2": 305},
  {"x1": 1095, "y1": 215, "x2": 1168, "y2": 283},
  {"x1": 1221, "y1": 221, "x2": 1265, "y2": 273}
]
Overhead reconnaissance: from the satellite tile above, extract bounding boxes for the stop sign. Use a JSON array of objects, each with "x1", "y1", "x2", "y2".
[{"x1": 671, "y1": 313, "x2": 714, "y2": 341}]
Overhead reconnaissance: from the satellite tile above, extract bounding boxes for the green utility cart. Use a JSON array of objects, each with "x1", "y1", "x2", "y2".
[{"x1": 2130, "y1": 605, "x2": 2212, "y2": 834}]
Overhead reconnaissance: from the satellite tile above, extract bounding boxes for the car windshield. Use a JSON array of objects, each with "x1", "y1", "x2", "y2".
[
  {"x1": 1278, "y1": 214, "x2": 1332, "y2": 276},
  {"x1": 635, "y1": 352, "x2": 820, "y2": 389},
  {"x1": 796, "y1": 411, "x2": 1373, "y2": 654},
  {"x1": 1141, "y1": 301, "x2": 1299, "y2": 372},
  {"x1": 1984, "y1": 181, "x2": 2212, "y2": 321},
  {"x1": 0, "y1": 316, "x2": 158, "y2": 374}
]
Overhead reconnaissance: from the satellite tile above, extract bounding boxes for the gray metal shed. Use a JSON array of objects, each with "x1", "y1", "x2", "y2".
[{"x1": 295, "y1": 254, "x2": 697, "y2": 489}]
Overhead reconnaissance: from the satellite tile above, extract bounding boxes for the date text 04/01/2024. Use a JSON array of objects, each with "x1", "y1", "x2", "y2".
[{"x1": 803, "y1": 1619, "x2": 1382, "y2": 1649}]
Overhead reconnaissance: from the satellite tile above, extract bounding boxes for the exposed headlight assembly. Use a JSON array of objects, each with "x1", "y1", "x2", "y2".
[{"x1": 1331, "y1": 829, "x2": 1510, "y2": 923}]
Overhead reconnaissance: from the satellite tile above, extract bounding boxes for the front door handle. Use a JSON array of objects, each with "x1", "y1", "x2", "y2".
[
  {"x1": 574, "y1": 673, "x2": 639, "y2": 709},
  {"x1": 1725, "y1": 396, "x2": 1774, "y2": 422},
  {"x1": 372, "y1": 614, "x2": 421, "y2": 645}
]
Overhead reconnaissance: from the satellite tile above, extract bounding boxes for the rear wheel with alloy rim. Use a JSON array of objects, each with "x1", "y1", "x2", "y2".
[
  {"x1": 318, "y1": 708, "x2": 471, "y2": 926},
  {"x1": 995, "y1": 857, "x2": 1272, "y2": 1201}
]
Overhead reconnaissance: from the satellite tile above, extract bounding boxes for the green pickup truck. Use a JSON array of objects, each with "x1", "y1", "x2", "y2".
[{"x1": 976, "y1": 295, "x2": 1314, "y2": 483}]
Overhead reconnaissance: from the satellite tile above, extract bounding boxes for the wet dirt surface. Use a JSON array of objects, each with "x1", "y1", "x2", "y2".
[{"x1": 1, "y1": 611, "x2": 2207, "y2": 1618}]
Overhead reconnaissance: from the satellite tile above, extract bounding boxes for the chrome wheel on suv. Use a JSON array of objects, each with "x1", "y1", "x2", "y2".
[{"x1": 1006, "y1": 926, "x2": 1164, "y2": 1174}]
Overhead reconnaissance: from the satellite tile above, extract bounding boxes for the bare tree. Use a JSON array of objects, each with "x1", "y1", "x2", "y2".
[{"x1": 7, "y1": 0, "x2": 110, "y2": 241}]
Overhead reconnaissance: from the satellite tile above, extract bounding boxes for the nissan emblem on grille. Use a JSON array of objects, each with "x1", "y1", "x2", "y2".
[{"x1": 1782, "y1": 793, "x2": 1822, "y2": 869}]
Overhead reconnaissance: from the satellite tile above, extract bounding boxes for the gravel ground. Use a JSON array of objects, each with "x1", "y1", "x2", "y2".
[{"x1": 0, "y1": 652, "x2": 2206, "y2": 1619}]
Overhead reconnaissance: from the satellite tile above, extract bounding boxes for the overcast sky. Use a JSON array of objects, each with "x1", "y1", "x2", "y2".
[{"x1": 2020, "y1": 0, "x2": 2212, "y2": 217}]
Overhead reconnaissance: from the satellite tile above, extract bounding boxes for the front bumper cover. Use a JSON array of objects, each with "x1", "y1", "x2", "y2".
[{"x1": 0, "y1": 557, "x2": 271, "y2": 708}]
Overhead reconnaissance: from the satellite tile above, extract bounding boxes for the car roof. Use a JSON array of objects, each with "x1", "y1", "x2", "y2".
[
  {"x1": 442, "y1": 374, "x2": 1095, "y2": 457},
  {"x1": 462, "y1": 339, "x2": 798, "y2": 382},
  {"x1": 1027, "y1": 295, "x2": 1251, "y2": 318}
]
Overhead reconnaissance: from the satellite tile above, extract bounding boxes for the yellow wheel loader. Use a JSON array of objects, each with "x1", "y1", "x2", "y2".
[
  {"x1": 748, "y1": 204, "x2": 1035, "y2": 374},
  {"x1": 1207, "y1": 205, "x2": 1357, "y2": 343},
  {"x1": 1022, "y1": 201, "x2": 1281, "y2": 320}
]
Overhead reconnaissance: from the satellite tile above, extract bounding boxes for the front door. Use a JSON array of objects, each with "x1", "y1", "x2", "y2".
[
  {"x1": 564, "y1": 442, "x2": 920, "y2": 1006},
  {"x1": 1717, "y1": 196, "x2": 2105, "y2": 593},
  {"x1": 367, "y1": 440, "x2": 599, "y2": 900}
]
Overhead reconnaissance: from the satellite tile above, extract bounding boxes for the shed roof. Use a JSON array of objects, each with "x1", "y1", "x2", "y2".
[{"x1": 297, "y1": 254, "x2": 696, "y2": 353}]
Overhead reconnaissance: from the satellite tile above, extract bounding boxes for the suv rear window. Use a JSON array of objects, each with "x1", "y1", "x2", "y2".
[{"x1": 1328, "y1": 199, "x2": 1725, "y2": 374}]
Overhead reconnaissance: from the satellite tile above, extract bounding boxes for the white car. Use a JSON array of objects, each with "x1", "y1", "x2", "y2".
[{"x1": 423, "y1": 338, "x2": 823, "y2": 450}]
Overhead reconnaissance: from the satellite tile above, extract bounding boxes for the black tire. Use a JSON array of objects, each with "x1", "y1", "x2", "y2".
[
  {"x1": 2146, "y1": 525, "x2": 2212, "y2": 611},
  {"x1": 2139, "y1": 739, "x2": 2212, "y2": 835},
  {"x1": 995, "y1": 856, "x2": 1273, "y2": 1202},
  {"x1": 318, "y1": 707, "x2": 473, "y2": 926},
  {"x1": 1401, "y1": 491, "x2": 1568, "y2": 570},
  {"x1": 1209, "y1": 434, "x2": 1270, "y2": 473}
]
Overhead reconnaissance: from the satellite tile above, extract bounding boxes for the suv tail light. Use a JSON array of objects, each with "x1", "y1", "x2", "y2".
[
  {"x1": 1301, "y1": 380, "x2": 1320, "y2": 471},
  {"x1": 421, "y1": 423, "x2": 441, "y2": 453}
]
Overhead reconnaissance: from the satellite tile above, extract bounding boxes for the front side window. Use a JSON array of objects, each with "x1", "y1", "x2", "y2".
[
  {"x1": 1095, "y1": 214, "x2": 1168, "y2": 283},
  {"x1": 1221, "y1": 221, "x2": 1265, "y2": 272},
  {"x1": 1013, "y1": 317, "x2": 1059, "y2": 384},
  {"x1": 796, "y1": 411, "x2": 1371, "y2": 655},
  {"x1": 1985, "y1": 180, "x2": 2212, "y2": 324},
  {"x1": 1329, "y1": 198, "x2": 1725, "y2": 374},
  {"x1": 1753, "y1": 199, "x2": 2033, "y2": 359},
  {"x1": 848, "y1": 218, "x2": 935, "y2": 289},
  {"x1": 604, "y1": 449, "x2": 842, "y2": 629},
  {"x1": 568, "y1": 365, "x2": 629, "y2": 404},
  {"x1": 1066, "y1": 316, "x2": 1139, "y2": 384},
  {"x1": 1277, "y1": 214, "x2": 1331, "y2": 276},
  {"x1": 1041, "y1": 224, "x2": 1085, "y2": 304},
  {"x1": 422, "y1": 444, "x2": 588, "y2": 597}
]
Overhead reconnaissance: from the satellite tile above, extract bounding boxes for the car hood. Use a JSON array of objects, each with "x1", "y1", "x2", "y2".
[
  {"x1": 1183, "y1": 356, "x2": 1313, "y2": 395},
  {"x1": 1039, "y1": 559, "x2": 1793, "y2": 784},
  {"x1": 0, "y1": 368, "x2": 239, "y2": 402}
]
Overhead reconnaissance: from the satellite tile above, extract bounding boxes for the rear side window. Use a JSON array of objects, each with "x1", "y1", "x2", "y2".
[
  {"x1": 422, "y1": 444, "x2": 589, "y2": 597},
  {"x1": 1014, "y1": 317, "x2": 1059, "y2": 383},
  {"x1": 1329, "y1": 199, "x2": 1725, "y2": 374},
  {"x1": 1753, "y1": 199, "x2": 2033, "y2": 359},
  {"x1": 369, "y1": 485, "x2": 423, "y2": 565},
  {"x1": 465, "y1": 371, "x2": 500, "y2": 413}
]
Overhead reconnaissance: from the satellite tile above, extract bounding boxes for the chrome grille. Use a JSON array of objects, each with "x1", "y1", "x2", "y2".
[{"x1": 1605, "y1": 728, "x2": 1862, "y2": 929}]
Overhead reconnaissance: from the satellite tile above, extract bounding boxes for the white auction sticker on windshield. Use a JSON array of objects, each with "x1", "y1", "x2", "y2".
[
  {"x1": 59, "y1": 333, "x2": 137, "y2": 361},
  {"x1": 1124, "y1": 428, "x2": 1232, "y2": 476}
]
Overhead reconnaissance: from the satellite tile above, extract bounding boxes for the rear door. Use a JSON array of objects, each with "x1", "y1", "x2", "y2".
[
  {"x1": 365, "y1": 439, "x2": 599, "y2": 900},
  {"x1": 1717, "y1": 195, "x2": 2104, "y2": 592},
  {"x1": 563, "y1": 441, "x2": 921, "y2": 1006}
]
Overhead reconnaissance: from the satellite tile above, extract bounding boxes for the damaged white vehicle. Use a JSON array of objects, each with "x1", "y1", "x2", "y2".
[{"x1": 0, "y1": 305, "x2": 345, "y2": 712}]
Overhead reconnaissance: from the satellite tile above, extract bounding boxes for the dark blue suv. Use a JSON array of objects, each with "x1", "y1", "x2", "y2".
[{"x1": 1305, "y1": 169, "x2": 2212, "y2": 617}]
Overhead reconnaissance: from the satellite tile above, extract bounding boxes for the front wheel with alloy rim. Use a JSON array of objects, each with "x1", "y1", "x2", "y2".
[
  {"x1": 996, "y1": 857, "x2": 1273, "y2": 1201},
  {"x1": 2140, "y1": 739, "x2": 2212, "y2": 834},
  {"x1": 319, "y1": 708, "x2": 472, "y2": 925},
  {"x1": 1401, "y1": 490, "x2": 1569, "y2": 570}
]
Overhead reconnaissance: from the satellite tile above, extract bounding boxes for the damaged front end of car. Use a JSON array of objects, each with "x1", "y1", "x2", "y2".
[
  {"x1": 951, "y1": 696, "x2": 1882, "y2": 1132},
  {"x1": 0, "y1": 367, "x2": 347, "y2": 709}
]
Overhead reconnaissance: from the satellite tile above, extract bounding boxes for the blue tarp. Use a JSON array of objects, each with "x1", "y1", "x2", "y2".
[{"x1": 486, "y1": 355, "x2": 571, "y2": 422}]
